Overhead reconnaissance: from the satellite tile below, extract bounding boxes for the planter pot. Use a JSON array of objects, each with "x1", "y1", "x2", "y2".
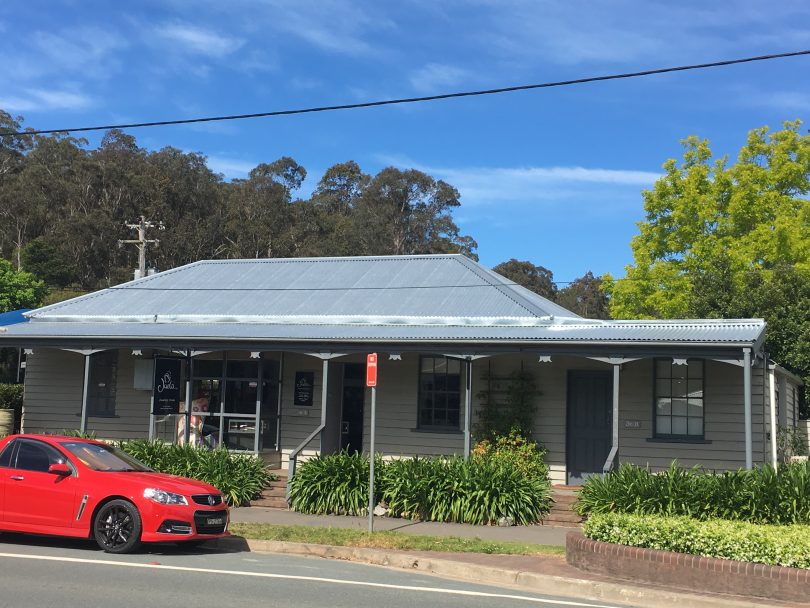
[{"x1": 0, "y1": 409, "x2": 13, "y2": 437}]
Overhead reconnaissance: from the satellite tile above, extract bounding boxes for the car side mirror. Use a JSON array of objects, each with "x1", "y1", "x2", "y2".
[{"x1": 48, "y1": 463, "x2": 71, "y2": 476}]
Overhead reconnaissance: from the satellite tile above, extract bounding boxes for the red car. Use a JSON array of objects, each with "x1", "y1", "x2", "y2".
[{"x1": 0, "y1": 434, "x2": 230, "y2": 553}]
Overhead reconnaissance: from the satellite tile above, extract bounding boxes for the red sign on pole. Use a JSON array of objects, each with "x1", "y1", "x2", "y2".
[{"x1": 366, "y1": 353, "x2": 378, "y2": 387}]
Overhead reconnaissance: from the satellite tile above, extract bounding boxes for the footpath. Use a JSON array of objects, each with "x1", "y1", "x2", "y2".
[{"x1": 225, "y1": 507, "x2": 802, "y2": 608}]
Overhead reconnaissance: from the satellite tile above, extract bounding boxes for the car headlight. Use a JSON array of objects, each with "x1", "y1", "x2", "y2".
[{"x1": 143, "y1": 488, "x2": 188, "y2": 505}]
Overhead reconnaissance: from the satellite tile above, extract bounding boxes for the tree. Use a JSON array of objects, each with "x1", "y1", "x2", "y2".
[
  {"x1": 607, "y1": 121, "x2": 810, "y2": 319},
  {"x1": 556, "y1": 271, "x2": 610, "y2": 318},
  {"x1": 606, "y1": 121, "x2": 810, "y2": 404},
  {"x1": 353, "y1": 167, "x2": 477, "y2": 258},
  {"x1": 21, "y1": 237, "x2": 76, "y2": 287},
  {"x1": 492, "y1": 259, "x2": 556, "y2": 300},
  {"x1": 0, "y1": 258, "x2": 46, "y2": 312}
]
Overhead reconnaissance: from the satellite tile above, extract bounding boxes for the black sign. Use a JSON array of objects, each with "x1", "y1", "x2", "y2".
[
  {"x1": 293, "y1": 371, "x2": 314, "y2": 406},
  {"x1": 152, "y1": 358, "x2": 182, "y2": 415}
]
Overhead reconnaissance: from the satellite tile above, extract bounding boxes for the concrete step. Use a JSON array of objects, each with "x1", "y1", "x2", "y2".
[
  {"x1": 250, "y1": 497, "x2": 289, "y2": 509},
  {"x1": 542, "y1": 511, "x2": 584, "y2": 524}
]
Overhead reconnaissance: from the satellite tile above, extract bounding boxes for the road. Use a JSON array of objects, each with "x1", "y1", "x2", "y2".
[{"x1": 0, "y1": 533, "x2": 631, "y2": 608}]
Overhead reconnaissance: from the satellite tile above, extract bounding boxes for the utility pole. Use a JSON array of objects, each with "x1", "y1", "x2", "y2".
[{"x1": 119, "y1": 216, "x2": 165, "y2": 279}]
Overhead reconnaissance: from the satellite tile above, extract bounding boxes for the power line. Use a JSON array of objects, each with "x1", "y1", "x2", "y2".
[{"x1": 2, "y1": 49, "x2": 809, "y2": 137}]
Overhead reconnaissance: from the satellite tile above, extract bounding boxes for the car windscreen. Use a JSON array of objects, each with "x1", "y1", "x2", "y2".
[{"x1": 60, "y1": 442, "x2": 152, "y2": 472}]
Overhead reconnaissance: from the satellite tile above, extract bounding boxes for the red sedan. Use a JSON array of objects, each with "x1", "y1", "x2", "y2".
[{"x1": 0, "y1": 434, "x2": 230, "y2": 553}]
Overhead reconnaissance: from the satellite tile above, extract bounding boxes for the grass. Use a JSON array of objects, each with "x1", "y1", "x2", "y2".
[{"x1": 230, "y1": 523, "x2": 564, "y2": 556}]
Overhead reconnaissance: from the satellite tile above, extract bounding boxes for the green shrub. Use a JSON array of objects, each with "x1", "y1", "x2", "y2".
[
  {"x1": 118, "y1": 440, "x2": 272, "y2": 506},
  {"x1": 584, "y1": 512, "x2": 810, "y2": 569},
  {"x1": 0, "y1": 383, "x2": 23, "y2": 411},
  {"x1": 382, "y1": 453, "x2": 551, "y2": 525},
  {"x1": 288, "y1": 450, "x2": 376, "y2": 515},
  {"x1": 472, "y1": 429, "x2": 549, "y2": 480},
  {"x1": 289, "y1": 443, "x2": 552, "y2": 525},
  {"x1": 576, "y1": 461, "x2": 810, "y2": 525}
]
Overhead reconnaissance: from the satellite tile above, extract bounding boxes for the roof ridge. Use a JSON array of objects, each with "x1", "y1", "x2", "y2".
[{"x1": 452, "y1": 256, "x2": 580, "y2": 319}]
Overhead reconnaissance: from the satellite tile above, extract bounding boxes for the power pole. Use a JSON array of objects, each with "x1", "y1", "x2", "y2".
[{"x1": 119, "y1": 216, "x2": 165, "y2": 279}]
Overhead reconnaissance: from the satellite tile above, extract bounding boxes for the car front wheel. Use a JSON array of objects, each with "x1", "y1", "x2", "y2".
[{"x1": 93, "y1": 499, "x2": 142, "y2": 554}]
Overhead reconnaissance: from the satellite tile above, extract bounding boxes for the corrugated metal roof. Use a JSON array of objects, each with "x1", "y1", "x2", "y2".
[
  {"x1": 28, "y1": 255, "x2": 576, "y2": 320},
  {"x1": 0, "y1": 318, "x2": 766, "y2": 344},
  {"x1": 4, "y1": 255, "x2": 765, "y2": 346}
]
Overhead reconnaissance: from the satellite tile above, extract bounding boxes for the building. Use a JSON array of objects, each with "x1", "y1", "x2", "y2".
[{"x1": 0, "y1": 255, "x2": 802, "y2": 484}]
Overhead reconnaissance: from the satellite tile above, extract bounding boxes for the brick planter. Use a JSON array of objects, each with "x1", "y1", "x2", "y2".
[{"x1": 566, "y1": 531, "x2": 810, "y2": 603}]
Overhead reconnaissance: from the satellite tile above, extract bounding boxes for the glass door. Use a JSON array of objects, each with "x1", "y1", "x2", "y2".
[
  {"x1": 259, "y1": 360, "x2": 280, "y2": 452},
  {"x1": 222, "y1": 359, "x2": 260, "y2": 451}
]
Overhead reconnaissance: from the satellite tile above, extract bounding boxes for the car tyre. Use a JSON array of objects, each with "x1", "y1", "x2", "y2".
[{"x1": 93, "y1": 499, "x2": 142, "y2": 554}]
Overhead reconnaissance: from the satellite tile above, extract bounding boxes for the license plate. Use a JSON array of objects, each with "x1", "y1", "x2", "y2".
[{"x1": 206, "y1": 517, "x2": 224, "y2": 526}]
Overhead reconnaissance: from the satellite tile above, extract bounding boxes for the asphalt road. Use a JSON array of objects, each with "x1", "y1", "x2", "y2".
[{"x1": 0, "y1": 533, "x2": 631, "y2": 608}]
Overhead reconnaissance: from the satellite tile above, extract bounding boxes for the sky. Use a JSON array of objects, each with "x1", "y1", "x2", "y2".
[{"x1": 1, "y1": 1, "x2": 809, "y2": 284}]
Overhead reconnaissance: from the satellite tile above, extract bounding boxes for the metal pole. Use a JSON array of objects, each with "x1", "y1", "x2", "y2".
[
  {"x1": 276, "y1": 353, "x2": 284, "y2": 451},
  {"x1": 769, "y1": 367, "x2": 778, "y2": 469},
  {"x1": 602, "y1": 363, "x2": 620, "y2": 473},
  {"x1": 743, "y1": 347, "x2": 753, "y2": 469},
  {"x1": 16, "y1": 348, "x2": 22, "y2": 383},
  {"x1": 463, "y1": 358, "x2": 472, "y2": 458},
  {"x1": 368, "y1": 385, "x2": 377, "y2": 534},
  {"x1": 254, "y1": 356, "x2": 263, "y2": 454},
  {"x1": 184, "y1": 352, "x2": 192, "y2": 445},
  {"x1": 319, "y1": 359, "x2": 329, "y2": 452},
  {"x1": 80, "y1": 354, "x2": 91, "y2": 433}
]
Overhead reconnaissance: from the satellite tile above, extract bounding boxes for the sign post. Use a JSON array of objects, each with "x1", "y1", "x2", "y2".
[{"x1": 366, "y1": 353, "x2": 377, "y2": 534}]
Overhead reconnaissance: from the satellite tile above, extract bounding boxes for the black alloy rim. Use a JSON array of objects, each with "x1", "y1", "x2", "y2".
[{"x1": 96, "y1": 506, "x2": 133, "y2": 549}]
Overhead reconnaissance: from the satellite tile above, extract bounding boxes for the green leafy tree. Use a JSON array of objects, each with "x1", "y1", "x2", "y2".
[
  {"x1": 0, "y1": 258, "x2": 46, "y2": 312},
  {"x1": 607, "y1": 121, "x2": 809, "y2": 319},
  {"x1": 607, "y1": 121, "x2": 810, "y2": 404},
  {"x1": 492, "y1": 259, "x2": 556, "y2": 300},
  {"x1": 556, "y1": 271, "x2": 610, "y2": 319}
]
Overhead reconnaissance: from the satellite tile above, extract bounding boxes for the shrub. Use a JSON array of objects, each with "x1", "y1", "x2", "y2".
[
  {"x1": 576, "y1": 461, "x2": 810, "y2": 525},
  {"x1": 383, "y1": 452, "x2": 551, "y2": 525},
  {"x1": 289, "y1": 442, "x2": 552, "y2": 525},
  {"x1": 288, "y1": 450, "x2": 377, "y2": 515},
  {"x1": 472, "y1": 429, "x2": 549, "y2": 480},
  {"x1": 118, "y1": 440, "x2": 272, "y2": 506},
  {"x1": 584, "y1": 512, "x2": 810, "y2": 569}
]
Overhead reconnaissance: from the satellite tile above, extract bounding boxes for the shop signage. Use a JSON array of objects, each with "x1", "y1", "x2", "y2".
[
  {"x1": 293, "y1": 371, "x2": 314, "y2": 406},
  {"x1": 152, "y1": 358, "x2": 182, "y2": 415},
  {"x1": 366, "y1": 353, "x2": 377, "y2": 387}
]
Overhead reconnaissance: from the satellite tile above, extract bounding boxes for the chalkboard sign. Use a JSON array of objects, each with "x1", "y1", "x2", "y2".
[
  {"x1": 152, "y1": 358, "x2": 182, "y2": 415},
  {"x1": 293, "y1": 371, "x2": 314, "y2": 406}
]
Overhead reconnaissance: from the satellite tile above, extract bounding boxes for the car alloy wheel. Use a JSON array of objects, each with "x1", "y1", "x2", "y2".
[{"x1": 93, "y1": 499, "x2": 142, "y2": 554}]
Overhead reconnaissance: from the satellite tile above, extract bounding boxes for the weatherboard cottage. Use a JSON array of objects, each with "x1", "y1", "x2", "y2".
[{"x1": 0, "y1": 255, "x2": 802, "y2": 484}]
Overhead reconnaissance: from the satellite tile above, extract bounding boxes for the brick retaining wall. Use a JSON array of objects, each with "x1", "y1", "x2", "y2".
[{"x1": 566, "y1": 531, "x2": 810, "y2": 604}]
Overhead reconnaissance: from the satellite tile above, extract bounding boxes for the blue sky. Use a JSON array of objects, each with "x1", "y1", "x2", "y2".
[{"x1": 2, "y1": 1, "x2": 809, "y2": 284}]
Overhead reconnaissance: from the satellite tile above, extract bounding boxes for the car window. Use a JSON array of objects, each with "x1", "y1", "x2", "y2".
[
  {"x1": 15, "y1": 440, "x2": 68, "y2": 473},
  {"x1": 0, "y1": 441, "x2": 14, "y2": 468}
]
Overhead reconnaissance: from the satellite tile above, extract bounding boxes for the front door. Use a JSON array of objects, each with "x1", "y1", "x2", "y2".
[
  {"x1": 567, "y1": 370, "x2": 612, "y2": 485},
  {"x1": 340, "y1": 364, "x2": 365, "y2": 454},
  {"x1": 259, "y1": 360, "x2": 280, "y2": 452}
]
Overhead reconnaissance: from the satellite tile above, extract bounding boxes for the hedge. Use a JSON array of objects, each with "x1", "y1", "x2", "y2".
[
  {"x1": 584, "y1": 512, "x2": 810, "y2": 569},
  {"x1": 576, "y1": 461, "x2": 810, "y2": 525}
]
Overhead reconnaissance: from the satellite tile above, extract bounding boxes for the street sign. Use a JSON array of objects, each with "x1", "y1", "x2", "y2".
[{"x1": 366, "y1": 353, "x2": 377, "y2": 387}]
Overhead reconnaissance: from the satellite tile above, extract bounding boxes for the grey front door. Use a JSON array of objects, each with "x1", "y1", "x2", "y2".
[{"x1": 567, "y1": 370, "x2": 612, "y2": 485}]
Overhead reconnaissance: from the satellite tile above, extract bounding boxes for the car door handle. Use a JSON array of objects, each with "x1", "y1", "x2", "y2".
[{"x1": 9, "y1": 475, "x2": 24, "y2": 481}]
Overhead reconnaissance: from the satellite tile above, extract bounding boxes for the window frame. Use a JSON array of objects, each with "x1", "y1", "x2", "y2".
[
  {"x1": 87, "y1": 350, "x2": 119, "y2": 417},
  {"x1": 9, "y1": 438, "x2": 75, "y2": 475},
  {"x1": 416, "y1": 355, "x2": 462, "y2": 432},
  {"x1": 653, "y1": 358, "x2": 705, "y2": 441}
]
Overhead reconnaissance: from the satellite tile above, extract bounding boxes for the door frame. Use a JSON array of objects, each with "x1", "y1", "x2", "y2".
[{"x1": 565, "y1": 369, "x2": 613, "y2": 485}]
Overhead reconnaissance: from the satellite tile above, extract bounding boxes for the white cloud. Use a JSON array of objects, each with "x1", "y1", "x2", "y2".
[
  {"x1": 0, "y1": 88, "x2": 93, "y2": 112},
  {"x1": 410, "y1": 63, "x2": 469, "y2": 93},
  {"x1": 206, "y1": 155, "x2": 257, "y2": 179},
  {"x1": 376, "y1": 155, "x2": 660, "y2": 207},
  {"x1": 153, "y1": 23, "x2": 244, "y2": 57}
]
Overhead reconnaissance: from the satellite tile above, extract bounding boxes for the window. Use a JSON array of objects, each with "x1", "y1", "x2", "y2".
[
  {"x1": 14, "y1": 439, "x2": 68, "y2": 473},
  {"x1": 655, "y1": 358, "x2": 704, "y2": 439},
  {"x1": 0, "y1": 441, "x2": 14, "y2": 467},
  {"x1": 418, "y1": 356, "x2": 461, "y2": 430},
  {"x1": 87, "y1": 350, "x2": 118, "y2": 416}
]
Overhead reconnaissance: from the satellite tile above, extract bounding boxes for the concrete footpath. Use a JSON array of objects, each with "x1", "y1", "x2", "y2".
[{"x1": 226, "y1": 508, "x2": 802, "y2": 608}]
